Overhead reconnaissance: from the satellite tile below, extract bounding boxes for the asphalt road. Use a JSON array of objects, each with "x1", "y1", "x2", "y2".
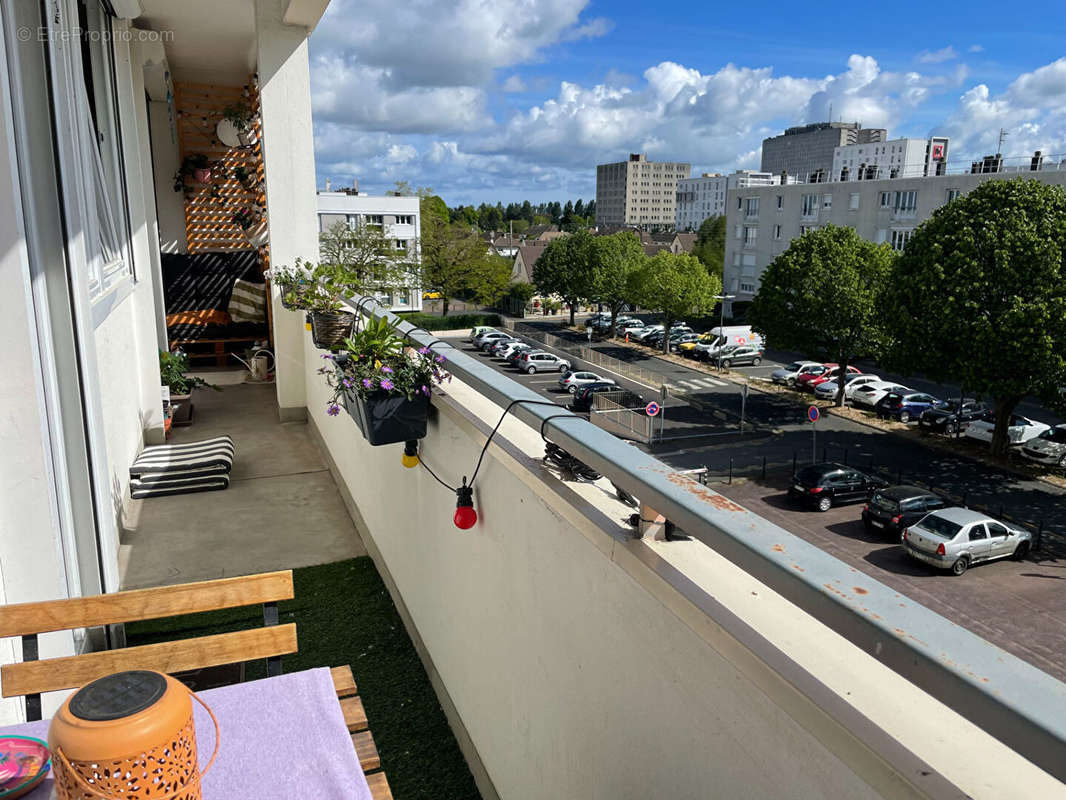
[{"x1": 714, "y1": 477, "x2": 1066, "y2": 685}]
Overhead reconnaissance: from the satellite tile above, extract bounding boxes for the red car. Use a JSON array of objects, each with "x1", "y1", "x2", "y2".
[{"x1": 796, "y1": 363, "x2": 862, "y2": 392}]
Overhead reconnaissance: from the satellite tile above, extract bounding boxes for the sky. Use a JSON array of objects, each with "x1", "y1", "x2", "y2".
[{"x1": 308, "y1": 0, "x2": 1066, "y2": 207}]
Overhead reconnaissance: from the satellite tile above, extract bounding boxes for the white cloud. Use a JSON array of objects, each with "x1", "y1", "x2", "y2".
[
  {"x1": 968, "y1": 44, "x2": 984, "y2": 53},
  {"x1": 502, "y1": 75, "x2": 527, "y2": 93},
  {"x1": 917, "y1": 46, "x2": 958, "y2": 64}
]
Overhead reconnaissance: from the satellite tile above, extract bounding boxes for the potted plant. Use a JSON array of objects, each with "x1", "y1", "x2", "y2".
[
  {"x1": 302, "y1": 263, "x2": 358, "y2": 350},
  {"x1": 217, "y1": 102, "x2": 258, "y2": 147},
  {"x1": 181, "y1": 153, "x2": 212, "y2": 184},
  {"x1": 319, "y1": 316, "x2": 450, "y2": 445},
  {"x1": 159, "y1": 350, "x2": 220, "y2": 426},
  {"x1": 265, "y1": 260, "x2": 315, "y2": 310},
  {"x1": 232, "y1": 206, "x2": 268, "y2": 247},
  {"x1": 233, "y1": 165, "x2": 258, "y2": 192}
]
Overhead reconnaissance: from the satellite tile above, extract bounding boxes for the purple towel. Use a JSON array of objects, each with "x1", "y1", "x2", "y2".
[{"x1": 0, "y1": 668, "x2": 371, "y2": 800}]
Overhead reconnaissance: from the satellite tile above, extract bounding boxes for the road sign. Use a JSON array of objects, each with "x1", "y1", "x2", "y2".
[
  {"x1": 645, "y1": 401, "x2": 660, "y2": 417},
  {"x1": 808, "y1": 405, "x2": 820, "y2": 423}
]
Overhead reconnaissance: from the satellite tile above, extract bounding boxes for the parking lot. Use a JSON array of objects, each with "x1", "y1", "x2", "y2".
[{"x1": 713, "y1": 476, "x2": 1066, "y2": 684}]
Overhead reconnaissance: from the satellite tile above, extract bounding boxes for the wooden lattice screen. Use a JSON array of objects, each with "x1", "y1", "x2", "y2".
[{"x1": 173, "y1": 78, "x2": 267, "y2": 258}]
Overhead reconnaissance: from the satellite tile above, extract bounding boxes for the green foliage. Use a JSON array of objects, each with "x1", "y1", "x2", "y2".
[
  {"x1": 314, "y1": 221, "x2": 412, "y2": 309},
  {"x1": 748, "y1": 225, "x2": 895, "y2": 405},
  {"x1": 693, "y1": 215, "x2": 727, "y2": 278},
  {"x1": 532, "y1": 214, "x2": 551, "y2": 225},
  {"x1": 222, "y1": 102, "x2": 253, "y2": 130},
  {"x1": 631, "y1": 251, "x2": 721, "y2": 351},
  {"x1": 419, "y1": 194, "x2": 450, "y2": 226},
  {"x1": 159, "y1": 350, "x2": 220, "y2": 394},
  {"x1": 591, "y1": 231, "x2": 647, "y2": 334},
  {"x1": 394, "y1": 312, "x2": 501, "y2": 331},
  {"x1": 506, "y1": 281, "x2": 536, "y2": 304},
  {"x1": 418, "y1": 216, "x2": 499, "y2": 316},
  {"x1": 467, "y1": 254, "x2": 512, "y2": 306},
  {"x1": 531, "y1": 230, "x2": 599, "y2": 325},
  {"x1": 509, "y1": 219, "x2": 530, "y2": 235},
  {"x1": 883, "y1": 178, "x2": 1066, "y2": 453}
]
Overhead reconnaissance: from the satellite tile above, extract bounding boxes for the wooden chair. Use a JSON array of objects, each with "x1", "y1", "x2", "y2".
[{"x1": 0, "y1": 571, "x2": 392, "y2": 799}]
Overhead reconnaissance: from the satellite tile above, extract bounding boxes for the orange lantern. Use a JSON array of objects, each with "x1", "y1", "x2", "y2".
[{"x1": 48, "y1": 671, "x2": 219, "y2": 800}]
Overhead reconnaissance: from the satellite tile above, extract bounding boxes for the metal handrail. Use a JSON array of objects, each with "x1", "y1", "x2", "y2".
[{"x1": 350, "y1": 296, "x2": 1066, "y2": 783}]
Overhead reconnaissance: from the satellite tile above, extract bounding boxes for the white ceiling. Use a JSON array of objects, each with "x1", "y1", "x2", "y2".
[{"x1": 135, "y1": 0, "x2": 257, "y2": 85}]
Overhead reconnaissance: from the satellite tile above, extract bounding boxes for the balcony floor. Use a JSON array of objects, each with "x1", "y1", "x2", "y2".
[{"x1": 119, "y1": 374, "x2": 366, "y2": 590}]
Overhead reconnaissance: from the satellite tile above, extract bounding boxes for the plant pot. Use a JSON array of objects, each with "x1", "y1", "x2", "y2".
[
  {"x1": 170, "y1": 392, "x2": 193, "y2": 426},
  {"x1": 243, "y1": 219, "x2": 269, "y2": 248},
  {"x1": 278, "y1": 283, "x2": 311, "y2": 310},
  {"x1": 193, "y1": 168, "x2": 212, "y2": 184},
  {"x1": 309, "y1": 311, "x2": 354, "y2": 350},
  {"x1": 238, "y1": 128, "x2": 258, "y2": 147},
  {"x1": 344, "y1": 389, "x2": 430, "y2": 445}
]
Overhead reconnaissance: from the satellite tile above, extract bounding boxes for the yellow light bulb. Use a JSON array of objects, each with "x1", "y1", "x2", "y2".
[{"x1": 401, "y1": 452, "x2": 420, "y2": 468}]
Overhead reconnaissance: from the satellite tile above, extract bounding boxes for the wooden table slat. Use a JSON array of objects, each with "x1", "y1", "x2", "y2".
[
  {"x1": 339, "y1": 694, "x2": 368, "y2": 732},
  {"x1": 351, "y1": 730, "x2": 380, "y2": 772},
  {"x1": 366, "y1": 771, "x2": 393, "y2": 800},
  {"x1": 330, "y1": 665, "x2": 358, "y2": 697}
]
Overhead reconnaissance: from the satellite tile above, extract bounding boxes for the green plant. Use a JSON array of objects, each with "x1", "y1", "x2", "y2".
[
  {"x1": 223, "y1": 102, "x2": 254, "y2": 131},
  {"x1": 234, "y1": 165, "x2": 250, "y2": 182},
  {"x1": 393, "y1": 312, "x2": 501, "y2": 331},
  {"x1": 231, "y1": 207, "x2": 258, "y2": 229},
  {"x1": 318, "y1": 318, "x2": 450, "y2": 415},
  {"x1": 159, "y1": 350, "x2": 220, "y2": 395}
]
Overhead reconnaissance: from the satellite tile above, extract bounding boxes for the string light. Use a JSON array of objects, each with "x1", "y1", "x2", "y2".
[
  {"x1": 453, "y1": 479, "x2": 477, "y2": 530},
  {"x1": 401, "y1": 440, "x2": 420, "y2": 468}
]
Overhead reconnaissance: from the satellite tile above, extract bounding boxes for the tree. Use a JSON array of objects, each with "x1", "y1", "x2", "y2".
[
  {"x1": 631, "y1": 251, "x2": 720, "y2": 353},
  {"x1": 479, "y1": 203, "x2": 503, "y2": 232},
  {"x1": 420, "y1": 194, "x2": 449, "y2": 226},
  {"x1": 748, "y1": 225, "x2": 894, "y2": 406},
  {"x1": 418, "y1": 215, "x2": 491, "y2": 317},
  {"x1": 509, "y1": 218, "x2": 530, "y2": 236},
  {"x1": 586, "y1": 199, "x2": 596, "y2": 221},
  {"x1": 883, "y1": 179, "x2": 1066, "y2": 456},
  {"x1": 532, "y1": 214, "x2": 551, "y2": 226},
  {"x1": 520, "y1": 200, "x2": 534, "y2": 223},
  {"x1": 693, "y1": 215, "x2": 727, "y2": 279},
  {"x1": 467, "y1": 254, "x2": 512, "y2": 307},
  {"x1": 532, "y1": 230, "x2": 598, "y2": 326},
  {"x1": 592, "y1": 232, "x2": 646, "y2": 336},
  {"x1": 573, "y1": 198, "x2": 585, "y2": 218},
  {"x1": 318, "y1": 221, "x2": 411, "y2": 295}
]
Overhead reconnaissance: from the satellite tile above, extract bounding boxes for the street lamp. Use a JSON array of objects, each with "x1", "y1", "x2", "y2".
[{"x1": 714, "y1": 294, "x2": 735, "y2": 371}]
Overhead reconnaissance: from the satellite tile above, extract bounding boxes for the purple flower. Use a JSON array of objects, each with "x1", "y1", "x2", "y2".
[
  {"x1": 342, "y1": 378, "x2": 352, "y2": 388},
  {"x1": 362, "y1": 378, "x2": 374, "y2": 389},
  {"x1": 327, "y1": 403, "x2": 340, "y2": 416},
  {"x1": 381, "y1": 365, "x2": 393, "y2": 374},
  {"x1": 420, "y1": 385, "x2": 430, "y2": 396},
  {"x1": 418, "y1": 346, "x2": 431, "y2": 355},
  {"x1": 381, "y1": 379, "x2": 395, "y2": 391},
  {"x1": 435, "y1": 355, "x2": 447, "y2": 364},
  {"x1": 321, "y1": 353, "x2": 334, "y2": 360}
]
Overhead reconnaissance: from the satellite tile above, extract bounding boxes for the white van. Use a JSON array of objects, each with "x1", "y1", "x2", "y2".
[{"x1": 704, "y1": 326, "x2": 763, "y2": 351}]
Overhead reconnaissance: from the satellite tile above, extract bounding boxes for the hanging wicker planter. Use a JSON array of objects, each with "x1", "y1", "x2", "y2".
[
  {"x1": 344, "y1": 389, "x2": 430, "y2": 446},
  {"x1": 278, "y1": 283, "x2": 313, "y2": 310},
  {"x1": 309, "y1": 311, "x2": 355, "y2": 350}
]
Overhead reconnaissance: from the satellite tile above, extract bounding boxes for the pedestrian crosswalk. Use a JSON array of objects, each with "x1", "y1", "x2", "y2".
[{"x1": 675, "y1": 377, "x2": 728, "y2": 391}]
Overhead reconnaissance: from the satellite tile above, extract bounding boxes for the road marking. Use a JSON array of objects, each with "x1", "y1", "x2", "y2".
[
  {"x1": 529, "y1": 379, "x2": 560, "y2": 384},
  {"x1": 698, "y1": 377, "x2": 727, "y2": 387}
]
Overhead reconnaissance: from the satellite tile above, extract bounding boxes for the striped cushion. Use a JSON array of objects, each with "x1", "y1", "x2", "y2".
[
  {"x1": 131, "y1": 473, "x2": 230, "y2": 499},
  {"x1": 227, "y1": 278, "x2": 266, "y2": 323},
  {"x1": 130, "y1": 436, "x2": 234, "y2": 477}
]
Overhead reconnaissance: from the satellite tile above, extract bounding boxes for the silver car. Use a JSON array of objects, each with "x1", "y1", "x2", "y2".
[
  {"x1": 1020, "y1": 424, "x2": 1066, "y2": 468},
  {"x1": 901, "y1": 507, "x2": 1031, "y2": 576}
]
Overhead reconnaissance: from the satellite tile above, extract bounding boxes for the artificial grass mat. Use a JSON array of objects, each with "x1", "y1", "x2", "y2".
[{"x1": 126, "y1": 557, "x2": 482, "y2": 800}]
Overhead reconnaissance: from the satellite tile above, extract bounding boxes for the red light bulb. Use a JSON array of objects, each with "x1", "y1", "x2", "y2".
[{"x1": 454, "y1": 482, "x2": 477, "y2": 530}]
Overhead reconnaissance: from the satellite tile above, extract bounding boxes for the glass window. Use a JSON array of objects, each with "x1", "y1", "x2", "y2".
[
  {"x1": 776, "y1": 195, "x2": 783, "y2": 209},
  {"x1": 822, "y1": 194, "x2": 832, "y2": 209},
  {"x1": 849, "y1": 193, "x2": 860, "y2": 210},
  {"x1": 890, "y1": 229, "x2": 914, "y2": 251},
  {"x1": 946, "y1": 189, "x2": 960, "y2": 203},
  {"x1": 773, "y1": 224, "x2": 781, "y2": 240},
  {"x1": 894, "y1": 190, "x2": 918, "y2": 214},
  {"x1": 744, "y1": 197, "x2": 759, "y2": 218},
  {"x1": 969, "y1": 524, "x2": 988, "y2": 541},
  {"x1": 743, "y1": 226, "x2": 757, "y2": 246},
  {"x1": 801, "y1": 194, "x2": 818, "y2": 217},
  {"x1": 879, "y1": 191, "x2": 892, "y2": 209}
]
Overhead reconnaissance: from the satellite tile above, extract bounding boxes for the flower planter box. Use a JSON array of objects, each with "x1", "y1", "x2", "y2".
[
  {"x1": 344, "y1": 389, "x2": 429, "y2": 446},
  {"x1": 309, "y1": 311, "x2": 355, "y2": 350},
  {"x1": 278, "y1": 284, "x2": 312, "y2": 310}
]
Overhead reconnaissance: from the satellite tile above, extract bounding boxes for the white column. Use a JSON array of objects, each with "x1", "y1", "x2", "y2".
[{"x1": 255, "y1": 0, "x2": 317, "y2": 420}]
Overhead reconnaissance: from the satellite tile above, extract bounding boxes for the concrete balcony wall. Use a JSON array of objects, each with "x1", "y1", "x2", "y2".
[{"x1": 304, "y1": 336, "x2": 1063, "y2": 800}]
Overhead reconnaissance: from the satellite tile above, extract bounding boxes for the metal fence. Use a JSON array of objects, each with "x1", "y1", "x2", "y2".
[
  {"x1": 519, "y1": 330, "x2": 666, "y2": 388},
  {"x1": 590, "y1": 392, "x2": 657, "y2": 443}
]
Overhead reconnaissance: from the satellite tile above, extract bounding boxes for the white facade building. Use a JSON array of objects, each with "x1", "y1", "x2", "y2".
[
  {"x1": 832, "y1": 136, "x2": 950, "y2": 182},
  {"x1": 595, "y1": 154, "x2": 691, "y2": 229},
  {"x1": 0, "y1": 0, "x2": 326, "y2": 724},
  {"x1": 316, "y1": 191, "x2": 423, "y2": 312},
  {"x1": 676, "y1": 170, "x2": 790, "y2": 231},
  {"x1": 723, "y1": 166, "x2": 1066, "y2": 312}
]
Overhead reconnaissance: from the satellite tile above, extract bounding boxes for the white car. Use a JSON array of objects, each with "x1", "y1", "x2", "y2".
[
  {"x1": 497, "y1": 341, "x2": 531, "y2": 360},
  {"x1": 770, "y1": 360, "x2": 822, "y2": 386},
  {"x1": 558, "y1": 371, "x2": 615, "y2": 394},
  {"x1": 477, "y1": 331, "x2": 514, "y2": 351},
  {"x1": 618, "y1": 320, "x2": 645, "y2": 334},
  {"x1": 518, "y1": 351, "x2": 572, "y2": 374},
  {"x1": 965, "y1": 413, "x2": 1051, "y2": 446},
  {"x1": 815, "y1": 373, "x2": 880, "y2": 400},
  {"x1": 636, "y1": 325, "x2": 664, "y2": 342},
  {"x1": 840, "y1": 374, "x2": 883, "y2": 401},
  {"x1": 1021, "y1": 425, "x2": 1066, "y2": 468},
  {"x1": 850, "y1": 381, "x2": 910, "y2": 409}
]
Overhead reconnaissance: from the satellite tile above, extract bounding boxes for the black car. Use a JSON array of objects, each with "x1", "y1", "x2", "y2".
[
  {"x1": 861, "y1": 486, "x2": 947, "y2": 536},
  {"x1": 788, "y1": 463, "x2": 888, "y2": 512},
  {"x1": 570, "y1": 381, "x2": 622, "y2": 411},
  {"x1": 919, "y1": 399, "x2": 989, "y2": 435}
]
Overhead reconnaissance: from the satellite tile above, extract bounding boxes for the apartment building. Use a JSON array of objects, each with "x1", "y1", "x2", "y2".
[
  {"x1": 832, "y1": 136, "x2": 950, "y2": 182},
  {"x1": 723, "y1": 167, "x2": 1066, "y2": 311},
  {"x1": 675, "y1": 170, "x2": 799, "y2": 231},
  {"x1": 761, "y1": 122, "x2": 887, "y2": 183},
  {"x1": 317, "y1": 190, "x2": 422, "y2": 311},
  {"x1": 595, "y1": 153, "x2": 691, "y2": 229}
]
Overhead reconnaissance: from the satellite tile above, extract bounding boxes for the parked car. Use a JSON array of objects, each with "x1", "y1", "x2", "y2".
[
  {"x1": 507, "y1": 346, "x2": 538, "y2": 365},
  {"x1": 718, "y1": 346, "x2": 763, "y2": 368},
  {"x1": 478, "y1": 332, "x2": 516, "y2": 351},
  {"x1": 862, "y1": 486, "x2": 948, "y2": 537},
  {"x1": 571, "y1": 381, "x2": 623, "y2": 411},
  {"x1": 669, "y1": 333, "x2": 702, "y2": 353},
  {"x1": 518, "y1": 351, "x2": 571, "y2": 374},
  {"x1": 918, "y1": 399, "x2": 989, "y2": 435},
  {"x1": 473, "y1": 329, "x2": 505, "y2": 346},
  {"x1": 584, "y1": 313, "x2": 610, "y2": 328},
  {"x1": 901, "y1": 507, "x2": 1031, "y2": 575},
  {"x1": 677, "y1": 332, "x2": 714, "y2": 356},
  {"x1": 841, "y1": 374, "x2": 884, "y2": 401},
  {"x1": 488, "y1": 336, "x2": 520, "y2": 355},
  {"x1": 618, "y1": 319, "x2": 646, "y2": 335},
  {"x1": 692, "y1": 342, "x2": 737, "y2": 362},
  {"x1": 815, "y1": 372, "x2": 878, "y2": 400},
  {"x1": 770, "y1": 361, "x2": 823, "y2": 387},
  {"x1": 635, "y1": 325, "x2": 664, "y2": 342},
  {"x1": 797, "y1": 364, "x2": 862, "y2": 392},
  {"x1": 1020, "y1": 424, "x2": 1066, "y2": 468},
  {"x1": 850, "y1": 381, "x2": 911, "y2": 409},
  {"x1": 469, "y1": 325, "x2": 496, "y2": 341},
  {"x1": 787, "y1": 463, "x2": 888, "y2": 512},
  {"x1": 964, "y1": 412, "x2": 1050, "y2": 446},
  {"x1": 559, "y1": 371, "x2": 615, "y2": 394},
  {"x1": 875, "y1": 391, "x2": 940, "y2": 423},
  {"x1": 496, "y1": 341, "x2": 531, "y2": 359}
]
